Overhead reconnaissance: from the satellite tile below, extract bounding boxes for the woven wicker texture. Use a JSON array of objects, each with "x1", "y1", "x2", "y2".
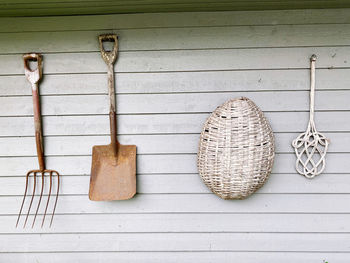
[{"x1": 198, "y1": 97, "x2": 275, "y2": 200}]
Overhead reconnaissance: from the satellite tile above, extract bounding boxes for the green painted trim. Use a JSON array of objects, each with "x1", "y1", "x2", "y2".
[{"x1": 0, "y1": 0, "x2": 350, "y2": 17}]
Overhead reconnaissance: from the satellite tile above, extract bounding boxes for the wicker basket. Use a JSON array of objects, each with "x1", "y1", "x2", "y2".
[{"x1": 197, "y1": 97, "x2": 275, "y2": 200}]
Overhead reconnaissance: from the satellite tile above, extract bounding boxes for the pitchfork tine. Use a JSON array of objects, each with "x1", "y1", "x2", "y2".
[
  {"x1": 16, "y1": 171, "x2": 31, "y2": 228},
  {"x1": 50, "y1": 171, "x2": 60, "y2": 227},
  {"x1": 41, "y1": 171, "x2": 52, "y2": 228},
  {"x1": 24, "y1": 172, "x2": 36, "y2": 228},
  {"x1": 32, "y1": 171, "x2": 44, "y2": 228}
]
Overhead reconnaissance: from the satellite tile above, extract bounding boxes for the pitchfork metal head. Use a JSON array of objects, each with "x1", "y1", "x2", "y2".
[{"x1": 16, "y1": 169, "x2": 60, "y2": 228}]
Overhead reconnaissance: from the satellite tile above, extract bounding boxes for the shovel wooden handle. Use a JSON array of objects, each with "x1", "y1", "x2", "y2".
[
  {"x1": 99, "y1": 34, "x2": 119, "y2": 154},
  {"x1": 23, "y1": 53, "x2": 45, "y2": 170}
]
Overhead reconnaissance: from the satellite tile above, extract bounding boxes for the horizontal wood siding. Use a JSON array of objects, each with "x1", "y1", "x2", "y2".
[{"x1": 0, "y1": 9, "x2": 349, "y2": 262}]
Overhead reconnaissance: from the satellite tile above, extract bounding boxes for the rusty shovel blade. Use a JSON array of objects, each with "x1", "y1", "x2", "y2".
[{"x1": 89, "y1": 143, "x2": 136, "y2": 201}]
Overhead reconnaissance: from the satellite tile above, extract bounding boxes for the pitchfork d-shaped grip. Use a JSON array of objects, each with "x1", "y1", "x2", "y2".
[
  {"x1": 23, "y1": 53, "x2": 43, "y2": 85},
  {"x1": 99, "y1": 34, "x2": 118, "y2": 66}
]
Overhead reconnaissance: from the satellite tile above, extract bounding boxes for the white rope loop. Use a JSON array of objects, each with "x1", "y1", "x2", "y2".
[{"x1": 292, "y1": 54, "x2": 329, "y2": 179}]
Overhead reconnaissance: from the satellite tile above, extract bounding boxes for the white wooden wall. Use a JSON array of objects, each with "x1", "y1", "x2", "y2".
[{"x1": 0, "y1": 8, "x2": 350, "y2": 262}]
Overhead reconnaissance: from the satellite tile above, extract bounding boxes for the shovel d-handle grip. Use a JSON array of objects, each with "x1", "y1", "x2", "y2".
[
  {"x1": 99, "y1": 34, "x2": 118, "y2": 66},
  {"x1": 23, "y1": 53, "x2": 45, "y2": 170}
]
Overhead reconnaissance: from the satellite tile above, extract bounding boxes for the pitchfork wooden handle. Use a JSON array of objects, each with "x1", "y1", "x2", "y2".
[{"x1": 23, "y1": 53, "x2": 45, "y2": 170}]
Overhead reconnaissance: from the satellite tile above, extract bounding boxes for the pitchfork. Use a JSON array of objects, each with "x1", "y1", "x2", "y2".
[{"x1": 16, "y1": 53, "x2": 60, "y2": 228}]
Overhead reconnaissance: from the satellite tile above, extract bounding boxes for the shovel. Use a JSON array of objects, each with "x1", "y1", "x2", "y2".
[{"x1": 89, "y1": 34, "x2": 136, "y2": 201}]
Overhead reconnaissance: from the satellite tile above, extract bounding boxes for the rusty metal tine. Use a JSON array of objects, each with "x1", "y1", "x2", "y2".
[
  {"x1": 50, "y1": 171, "x2": 60, "y2": 228},
  {"x1": 32, "y1": 171, "x2": 44, "y2": 228},
  {"x1": 41, "y1": 171, "x2": 52, "y2": 228},
  {"x1": 24, "y1": 172, "x2": 37, "y2": 228},
  {"x1": 16, "y1": 171, "x2": 31, "y2": 228}
]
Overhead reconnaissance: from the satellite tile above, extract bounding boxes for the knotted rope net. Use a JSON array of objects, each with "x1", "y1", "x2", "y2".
[{"x1": 292, "y1": 54, "x2": 330, "y2": 179}]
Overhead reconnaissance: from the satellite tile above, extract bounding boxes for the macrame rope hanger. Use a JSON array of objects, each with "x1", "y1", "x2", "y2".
[{"x1": 292, "y1": 54, "x2": 330, "y2": 179}]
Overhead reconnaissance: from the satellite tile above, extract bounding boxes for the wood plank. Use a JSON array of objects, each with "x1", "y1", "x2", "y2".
[
  {"x1": 1, "y1": 173, "x2": 349, "y2": 195},
  {"x1": 0, "y1": 132, "x2": 346, "y2": 157},
  {"x1": 1, "y1": 68, "x2": 349, "y2": 96},
  {"x1": 1, "y1": 213, "x2": 350, "y2": 234},
  {"x1": 0, "y1": 112, "x2": 348, "y2": 137},
  {"x1": 0, "y1": 251, "x2": 347, "y2": 263},
  {"x1": 1, "y1": 232, "x2": 350, "y2": 252},
  {"x1": 0, "y1": 153, "x2": 348, "y2": 176},
  {"x1": 1, "y1": 90, "x2": 350, "y2": 116},
  {"x1": 3, "y1": 193, "x2": 350, "y2": 215},
  {"x1": 1, "y1": 9, "x2": 349, "y2": 33},
  {"x1": 1, "y1": 46, "x2": 349, "y2": 75},
  {"x1": 2, "y1": 24, "x2": 350, "y2": 54}
]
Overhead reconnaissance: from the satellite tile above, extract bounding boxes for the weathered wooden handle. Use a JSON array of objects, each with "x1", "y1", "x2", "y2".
[
  {"x1": 309, "y1": 54, "x2": 317, "y2": 125},
  {"x1": 99, "y1": 34, "x2": 118, "y2": 66},
  {"x1": 23, "y1": 53, "x2": 45, "y2": 170},
  {"x1": 23, "y1": 53, "x2": 42, "y2": 85},
  {"x1": 99, "y1": 34, "x2": 119, "y2": 154}
]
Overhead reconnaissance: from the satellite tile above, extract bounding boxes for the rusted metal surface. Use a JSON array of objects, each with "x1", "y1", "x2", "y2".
[
  {"x1": 89, "y1": 34, "x2": 136, "y2": 201},
  {"x1": 16, "y1": 53, "x2": 60, "y2": 228}
]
